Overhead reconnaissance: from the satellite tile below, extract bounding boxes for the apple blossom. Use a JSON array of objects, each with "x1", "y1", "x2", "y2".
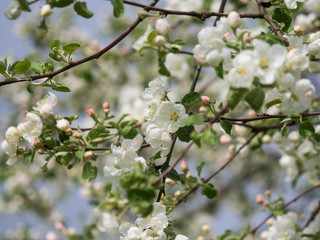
[{"x1": 33, "y1": 92, "x2": 57, "y2": 118}]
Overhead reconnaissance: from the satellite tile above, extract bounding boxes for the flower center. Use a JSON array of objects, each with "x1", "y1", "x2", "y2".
[
  {"x1": 287, "y1": 45, "x2": 294, "y2": 51},
  {"x1": 237, "y1": 67, "x2": 246, "y2": 74},
  {"x1": 260, "y1": 58, "x2": 268, "y2": 68},
  {"x1": 170, "y1": 112, "x2": 179, "y2": 121}
]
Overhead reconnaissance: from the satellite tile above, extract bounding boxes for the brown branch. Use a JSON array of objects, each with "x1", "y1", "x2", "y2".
[
  {"x1": 213, "y1": 0, "x2": 228, "y2": 26},
  {"x1": 244, "y1": 183, "x2": 320, "y2": 238},
  {"x1": 175, "y1": 132, "x2": 257, "y2": 206},
  {"x1": 123, "y1": 0, "x2": 263, "y2": 20},
  {"x1": 302, "y1": 201, "x2": 320, "y2": 230},
  {"x1": 255, "y1": 0, "x2": 289, "y2": 46},
  {"x1": 0, "y1": 0, "x2": 160, "y2": 87},
  {"x1": 48, "y1": 143, "x2": 150, "y2": 152}
]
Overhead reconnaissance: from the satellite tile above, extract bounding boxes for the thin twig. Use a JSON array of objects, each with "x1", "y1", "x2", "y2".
[
  {"x1": 0, "y1": 0, "x2": 160, "y2": 87},
  {"x1": 213, "y1": 0, "x2": 228, "y2": 26},
  {"x1": 244, "y1": 184, "x2": 320, "y2": 238},
  {"x1": 175, "y1": 132, "x2": 257, "y2": 206},
  {"x1": 302, "y1": 201, "x2": 320, "y2": 230}
]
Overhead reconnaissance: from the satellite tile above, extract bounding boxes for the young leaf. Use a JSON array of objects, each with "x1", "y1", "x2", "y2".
[
  {"x1": 266, "y1": 98, "x2": 281, "y2": 110},
  {"x1": 161, "y1": 165, "x2": 180, "y2": 181},
  {"x1": 82, "y1": 162, "x2": 98, "y2": 182},
  {"x1": 49, "y1": 39, "x2": 62, "y2": 50},
  {"x1": 17, "y1": 0, "x2": 31, "y2": 11},
  {"x1": 227, "y1": 88, "x2": 247, "y2": 109},
  {"x1": 220, "y1": 120, "x2": 232, "y2": 135},
  {"x1": 299, "y1": 121, "x2": 315, "y2": 137},
  {"x1": 52, "y1": 83, "x2": 71, "y2": 92},
  {"x1": 158, "y1": 52, "x2": 170, "y2": 76},
  {"x1": 244, "y1": 88, "x2": 265, "y2": 111},
  {"x1": 0, "y1": 61, "x2": 6, "y2": 74},
  {"x1": 202, "y1": 128, "x2": 218, "y2": 147},
  {"x1": 87, "y1": 125, "x2": 110, "y2": 141},
  {"x1": 184, "y1": 114, "x2": 204, "y2": 126},
  {"x1": 31, "y1": 61, "x2": 44, "y2": 74},
  {"x1": 51, "y1": 0, "x2": 74, "y2": 7},
  {"x1": 272, "y1": 8, "x2": 292, "y2": 32},
  {"x1": 176, "y1": 125, "x2": 195, "y2": 143},
  {"x1": 201, "y1": 183, "x2": 217, "y2": 199},
  {"x1": 63, "y1": 43, "x2": 81, "y2": 54},
  {"x1": 74, "y1": 1, "x2": 94, "y2": 18},
  {"x1": 15, "y1": 58, "x2": 31, "y2": 74},
  {"x1": 214, "y1": 62, "x2": 224, "y2": 79},
  {"x1": 110, "y1": 0, "x2": 124, "y2": 18},
  {"x1": 182, "y1": 92, "x2": 201, "y2": 108}
]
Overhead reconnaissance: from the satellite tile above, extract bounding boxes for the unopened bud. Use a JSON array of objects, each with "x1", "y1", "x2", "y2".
[
  {"x1": 264, "y1": 190, "x2": 271, "y2": 197},
  {"x1": 138, "y1": 10, "x2": 149, "y2": 19},
  {"x1": 84, "y1": 151, "x2": 94, "y2": 159},
  {"x1": 262, "y1": 135, "x2": 271, "y2": 144},
  {"x1": 67, "y1": 227, "x2": 76, "y2": 236},
  {"x1": 220, "y1": 134, "x2": 231, "y2": 144},
  {"x1": 223, "y1": 32, "x2": 232, "y2": 41},
  {"x1": 293, "y1": 26, "x2": 303, "y2": 36},
  {"x1": 153, "y1": 35, "x2": 165, "y2": 46},
  {"x1": 196, "y1": 236, "x2": 206, "y2": 240},
  {"x1": 266, "y1": 218, "x2": 275, "y2": 226},
  {"x1": 155, "y1": 18, "x2": 171, "y2": 35},
  {"x1": 248, "y1": 110, "x2": 256, "y2": 116},
  {"x1": 165, "y1": 178, "x2": 176, "y2": 186},
  {"x1": 180, "y1": 160, "x2": 189, "y2": 173},
  {"x1": 102, "y1": 102, "x2": 110, "y2": 109},
  {"x1": 46, "y1": 231, "x2": 58, "y2": 240},
  {"x1": 86, "y1": 109, "x2": 95, "y2": 116},
  {"x1": 54, "y1": 222, "x2": 64, "y2": 231},
  {"x1": 186, "y1": 173, "x2": 192, "y2": 179},
  {"x1": 41, "y1": 4, "x2": 53, "y2": 17},
  {"x1": 31, "y1": 140, "x2": 41, "y2": 148},
  {"x1": 256, "y1": 194, "x2": 263, "y2": 204},
  {"x1": 243, "y1": 33, "x2": 251, "y2": 43},
  {"x1": 38, "y1": 149, "x2": 44, "y2": 154},
  {"x1": 56, "y1": 119, "x2": 70, "y2": 131},
  {"x1": 201, "y1": 225, "x2": 211, "y2": 234},
  {"x1": 305, "y1": 90, "x2": 313, "y2": 99},
  {"x1": 104, "y1": 108, "x2": 110, "y2": 114},
  {"x1": 73, "y1": 131, "x2": 82, "y2": 138},
  {"x1": 4, "y1": 1, "x2": 22, "y2": 20},
  {"x1": 201, "y1": 96, "x2": 210, "y2": 104},
  {"x1": 199, "y1": 106, "x2": 207, "y2": 113},
  {"x1": 174, "y1": 190, "x2": 182, "y2": 197},
  {"x1": 64, "y1": 128, "x2": 72, "y2": 135},
  {"x1": 263, "y1": 201, "x2": 269, "y2": 206},
  {"x1": 228, "y1": 11, "x2": 242, "y2": 29}
]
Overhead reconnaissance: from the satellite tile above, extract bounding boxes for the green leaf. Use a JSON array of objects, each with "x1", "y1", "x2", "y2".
[
  {"x1": 196, "y1": 161, "x2": 205, "y2": 177},
  {"x1": 244, "y1": 88, "x2": 265, "y2": 111},
  {"x1": 281, "y1": 124, "x2": 287, "y2": 136},
  {"x1": 158, "y1": 52, "x2": 170, "y2": 76},
  {"x1": 254, "y1": 32, "x2": 285, "y2": 46},
  {"x1": 201, "y1": 183, "x2": 217, "y2": 199},
  {"x1": 110, "y1": 0, "x2": 124, "y2": 18},
  {"x1": 220, "y1": 120, "x2": 232, "y2": 135},
  {"x1": 87, "y1": 125, "x2": 110, "y2": 140},
  {"x1": 52, "y1": 83, "x2": 71, "y2": 92},
  {"x1": 202, "y1": 128, "x2": 218, "y2": 147},
  {"x1": 227, "y1": 88, "x2": 247, "y2": 109},
  {"x1": 122, "y1": 125, "x2": 138, "y2": 139},
  {"x1": 17, "y1": 0, "x2": 31, "y2": 11},
  {"x1": 26, "y1": 83, "x2": 34, "y2": 93},
  {"x1": 176, "y1": 125, "x2": 194, "y2": 143},
  {"x1": 74, "y1": 1, "x2": 94, "y2": 18},
  {"x1": 226, "y1": 41, "x2": 242, "y2": 51},
  {"x1": 82, "y1": 162, "x2": 98, "y2": 182},
  {"x1": 75, "y1": 149, "x2": 85, "y2": 162},
  {"x1": 184, "y1": 114, "x2": 204, "y2": 126},
  {"x1": 53, "y1": 146, "x2": 70, "y2": 151},
  {"x1": 24, "y1": 149, "x2": 35, "y2": 164},
  {"x1": 56, "y1": 153, "x2": 74, "y2": 165},
  {"x1": 182, "y1": 92, "x2": 201, "y2": 108},
  {"x1": 272, "y1": 7, "x2": 292, "y2": 32},
  {"x1": 51, "y1": 0, "x2": 74, "y2": 7},
  {"x1": 31, "y1": 61, "x2": 43, "y2": 74},
  {"x1": 15, "y1": 58, "x2": 31, "y2": 74},
  {"x1": 63, "y1": 43, "x2": 81, "y2": 54},
  {"x1": 214, "y1": 62, "x2": 224, "y2": 79},
  {"x1": 266, "y1": 98, "x2": 281, "y2": 110},
  {"x1": 299, "y1": 121, "x2": 315, "y2": 137},
  {"x1": 147, "y1": 30, "x2": 158, "y2": 44},
  {"x1": 161, "y1": 165, "x2": 180, "y2": 181},
  {"x1": 0, "y1": 61, "x2": 6, "y2": 74},
  {"x1": 49, "y1": 39, "x2": 62, "y2": 50}
]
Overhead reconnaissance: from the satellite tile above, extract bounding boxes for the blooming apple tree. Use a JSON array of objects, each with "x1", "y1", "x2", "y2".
[{"x1": 1, "y1": 0, "x2": 320, "y2": 239}]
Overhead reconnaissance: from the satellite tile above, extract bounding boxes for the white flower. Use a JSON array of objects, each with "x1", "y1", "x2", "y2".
[
  {"x1": 155, "y1": 18, "x2": 170, "y2": 35},
  {"x1": 1, "y1": 140, "x2": 17, "y2": 158},
  {"x1": 175, "y1": 235, "x2": 190, "y2": 240},
  {"x1": 164, "y1": 53, "x2": 189, "y2": 80},
  {"x1": 141, "y1": 78, "x2": 167, "y2": 101},
  {"x1": 228, "y1": 11, "x2": 242, "y2": 29},
  {"x1": 164, "y1": 0, "x2": 202, "y2": 11},
  {"x1": 133, "y1": 24, "x2": 153, "y2": 51},
  {"x1": 97, "y1": 212, "x2": 119, "y2": 234},
  {"x1": 143, "y1": 123, "x2": 172, "y2": 150},
  {"x1": 252, "y1": 39, "x2": 287, "y2": 85},
  {"x1": 284, "y1": 0, "x2": 305, "y2": 9},
  {"x1": 17, "y1": 112, "x2": 43, "y2": 143},
  {"x1": 136, "y1": 202, "x2": 168, "y2": 231},
  {"x1": 279, "y1": 155, "x2": 298, "y2": 181},
  {"x1": 5, "y1": 126, "x2": 21, "y2": 144},
  {"x1": 226, "y1": 51, "x2": 258, "y2": 88},
  {"x1": 144, "y1": 100, "x2": 160, "y2": 121},
  {"x1": 56, "y1": 119, "x2": 70, "y2": 130},
  {"x1": 33, "y1": 92, "x2": 57, "y2": 118},
  {"x1": 154, "y1": 102, "x2": 188, "y2": 133}
]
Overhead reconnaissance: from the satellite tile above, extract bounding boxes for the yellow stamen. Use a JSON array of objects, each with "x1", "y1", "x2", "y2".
[
  {"x1": 260, "y1": 58, "x2": 268, "y2": 68},
  {"x1": 237, "y1": 67, "x2": 246, "y2": 74},
  {"x1": 170, "y1": 112, "x2": 178, "y2": 121}
]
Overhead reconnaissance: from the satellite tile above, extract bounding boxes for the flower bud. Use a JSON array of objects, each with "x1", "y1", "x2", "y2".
[
  {"x1": 38, "y1": 149, "x2": 44, "y2": 154},
  {"x1": 186, "y1": 173, "x2": 192, "y2": 179},
  {"x1": 64, "y1": 128, "x2": 72, "y2": 136},
  {"x1": 263, "y1": 201, "x2": 269, "y2": 206},
  {"x1": 199, "y1": 106, "x2": 207, "y2": 113},
  {"x1": 165, "y1": 178, "x2": 176, "y2": 186},
  {"x1": 155, "y1": 18, "x2": 171, "y2": 35},
  {"x1": 138, "y1": 10, "x2": 149, "y2": 19},
  {"x1": 84, "y1": 151, "x2": 94, "y2": 159},
  {"x1": 293, "y1": 26, "x2": 303, "y2": 36},
  {"x1": 196, "y1": 236, "x2": 206, "y2": 240},
  {"x1": 104, "y1": 108, "x2": 110, "y2": 114},
  {"x1": 256, "y1": 194, "x2": 263, "y2": 204},
  {"x1": 73, "y1": 131, "x2": 82, "y2": 138},
  {"x1": 262, "y1": 135, "x2": 271, "y2": 144},
  {"x1": 248, "y1": 110, "x2": 256, "y2": 116},
  {"x1": 243, "y1": 33, "x2": 251, "y2": 43},
  {"x1": 4, "y1": 1, "x2": 22, "y2": 20},
  {"x1": 201, "y1": 224, "x2": 211, "y2": 234},
  {"x1": 56, "y1": 119, "x2": 70, "y2": 131},
  {"x1": 174, "y1": 190, "x2": 182, "y2": 197},
  {"x1": 102, "y1": 102, "x2": 110, "y2": 109},
  {"x1": 228, "y1": 11, "x2": 242, "y2": 29},
  {"x1": 31, "y1": 140, "x2": 41, "y2": 148},
  {"x1": 266, "y1": 218, "x2": 275, "y2": 226},
  {"x1": 46, "y1": 231, "x2": 59, "y2": 240},
  {"x1": 264, "y1": 190, "x2": 271, "y2": 197},
  {"x1": 41, "y1": 4, "x2": 53, "y2": 17},
  {"x1": 54, "y1": 222, "x2": 64, "y2": 231},
  {"x1": 220, "y1": 134, "x2": 231, "y2": 144},
  {"x1": 153, "y1": 35, "x2": 165, "y2": 46},
  {"x1": 201, "y1": 96, "x2": 210, "y2": 104},
  {"x1": 86, "y1": 108, "x2": 95, "y2": 116},
  {"x1": 180, "y1": 160, "x2": 189, "y2": 173}
]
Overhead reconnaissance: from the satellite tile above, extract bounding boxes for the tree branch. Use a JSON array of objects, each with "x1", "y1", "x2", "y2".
[
  {"x1": 302, "y1": 201, "x2": 320, "y2": 230},
  {"x1": 213, "y1": 0, "x2": 228, "y2": 26}
]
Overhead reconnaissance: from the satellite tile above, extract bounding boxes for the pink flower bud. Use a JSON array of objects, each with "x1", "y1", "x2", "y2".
[
  {"x1": 64, "y1": 128, "x2": 72, "y2": 135},
  {"x1": 102, "y1": 102, "x2": 110, "y2": 109},
  {"x1": 86, "y1": 109, "x2": 95, "y2": 116},
  {"x1": 266, "y1": 218, "x2": 275, "y2": 226},
  {"x1": 180, "y1": 160, "x2": 189, "y2": 173},
  {"x1": 165, "y1": 178, "x2": 176, "y2": 186},
  {"x1": 264, "y1": 190, "x2": 271, "y2": 197},
  {"x1": 186, "y1": 173, "x2": 192, "y2": 179},
  {"x1": 54, "y1": 222, "x2": 64, "y2": 231},
  {"x1": 31, "y1": 140, "x2": 41, "y2": 148},
  {"x1": 104, "y1": 108, "x2": 110, "y2": 114},
  {"x1": 263, "y1": 201, "x2": 269, "y2": 206},
  {"x1": 174, "y1": 190, "x2": 181, "y2": 197},
  {"x1": 196, "y1": 236, "x2": 206, "y2": 240},
  {"x1": 256, "y1": 194, "x2": 263, "y2": 204},
  {"x1": 38, "y1": 149, "x2": 44, "y2": 154},
  {"x1": 220, "y1": 134, "x2": 231, "y2": 144},
  {"x1": 84, "y1": 151, "x2": 94, "y2": 159},
  {"x1": 243, "y1": 33, "x2": 251, "y2": 43},
  {"x1": 73, "y1": 131, "x2": 81, "y2": 138},
  {"x1": 201, "y1": 224, "x2": 211, "y2": 234},
  {"x1": 294, "y1": 26, "x2": 303, "y2": 36},
  {"x1": 201, "y1": 96, "x2": 210, "y2": 104},
  {"x1": 248, "y1": 110, "x2": 256, "y2": 116},
  {"x1": 199, "y1": 106, "x2": 207, "y2": 113}
]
